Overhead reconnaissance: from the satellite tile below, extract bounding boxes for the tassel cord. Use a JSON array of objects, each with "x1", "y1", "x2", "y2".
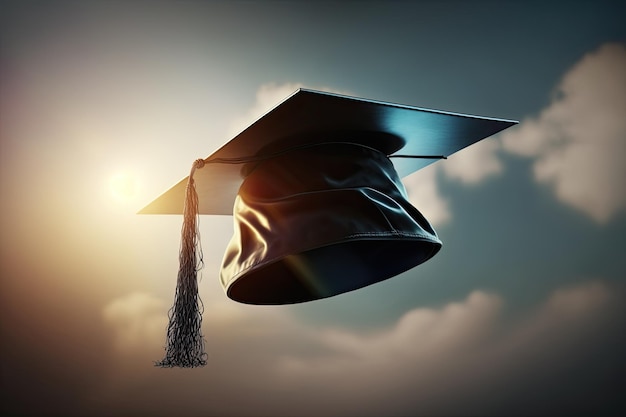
[{"x1": 156, "y1": 159, "x2": 207, "y2": 368}]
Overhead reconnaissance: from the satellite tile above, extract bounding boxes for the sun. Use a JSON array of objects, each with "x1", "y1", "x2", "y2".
[{"x1": 109, "y1": 172, "x2": 137, "y2": 203}]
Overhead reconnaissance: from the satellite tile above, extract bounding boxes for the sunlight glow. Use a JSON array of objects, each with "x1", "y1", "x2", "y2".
[{"x1": 109, "y1": 172, "x2": 137, "y2": 203}]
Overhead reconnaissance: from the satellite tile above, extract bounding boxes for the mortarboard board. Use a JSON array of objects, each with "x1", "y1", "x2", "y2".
[{"x1": 141, "y1": 89, "x2": 517, "y2": 367}]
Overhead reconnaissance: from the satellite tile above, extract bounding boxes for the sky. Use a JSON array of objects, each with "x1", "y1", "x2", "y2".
[{"x1": 1, "y1": 1, "x2": 625, "y2": 416}]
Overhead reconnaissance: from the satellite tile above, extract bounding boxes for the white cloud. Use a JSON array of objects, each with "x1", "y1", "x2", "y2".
[
  {"x1": 94, "y1": 281, "x2": 622, "y2": 416},
  {"x1": 102, "y1": 292, "x2": 168, "y2": 353},
  {"x1": 404, "y1": 163, "x2": 451, "y2": 226},
  {"x1": 543, "y1": 279, "x2": 611, "y2": 318},
  {"x1": 279, "y1": 290, "x2": 502, "y2": 376},
  {"x1": 410, "y1": 43, "x2": 626, "y2": 225},
  {"x1": 494, "y1": 280, "x2": 612, "y2": 355},
  {"x1": 441, "y1": 137, "x2": 504, "y2": 184},
  {"x1": 500, "y1": 43, "x2": 626, "y2": 223},
  {"x1": 273, "y1": 281, "x2": 618, "y2": 416}
]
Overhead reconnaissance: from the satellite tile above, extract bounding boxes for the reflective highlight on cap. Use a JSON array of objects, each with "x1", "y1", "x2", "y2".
[{"x1": 221, "y1": 141, "x2": 442, "y2": 304}]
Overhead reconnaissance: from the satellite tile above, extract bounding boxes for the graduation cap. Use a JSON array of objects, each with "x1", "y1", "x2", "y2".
[{"x1": 141, "y1": 89, "x2": 517, "y2": 367}]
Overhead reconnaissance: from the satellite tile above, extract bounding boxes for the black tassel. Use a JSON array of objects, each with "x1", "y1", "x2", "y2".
[{"x1": 156, "y1": 159, "x2": 207, "y2": 368}]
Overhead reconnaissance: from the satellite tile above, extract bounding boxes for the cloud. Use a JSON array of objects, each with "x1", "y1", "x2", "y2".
[
  {"x1": 279, "y1": 290, "x2": 502, "y2": 376},
  {"x1": 404, "y1": 164, "x2": 451, "y2": 226},
  {"x1": 500, "y1": 43, "x2": 626, "y2": 223},
  {"x1": 273, "y1": 281, "x2": 620, "y2": 416},
  {"x1": 441, "y1": 137, "x2": 504, "y2": 184},
  {"x1": 493, "y1": 280, "x2": 613, "y2": 357},
  {"x1": 410, "y1": 42, "x2": 626, "y2": 226},
  {"x1": 102, "y1": 292, "x2": 168, "y2": 353},
  {"x1": 92, "y1": 281, "x2": 624, "y2": 416}
]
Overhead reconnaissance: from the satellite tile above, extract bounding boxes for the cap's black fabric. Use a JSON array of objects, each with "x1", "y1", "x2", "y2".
[{"x1": 221, "y1": 141, "x2": 442, "y2": 304}]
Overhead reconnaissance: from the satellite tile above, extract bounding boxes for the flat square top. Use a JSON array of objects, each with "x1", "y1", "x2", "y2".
[{"x1": 139, "y1": 89, "x2": 516, "y2": 215}]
